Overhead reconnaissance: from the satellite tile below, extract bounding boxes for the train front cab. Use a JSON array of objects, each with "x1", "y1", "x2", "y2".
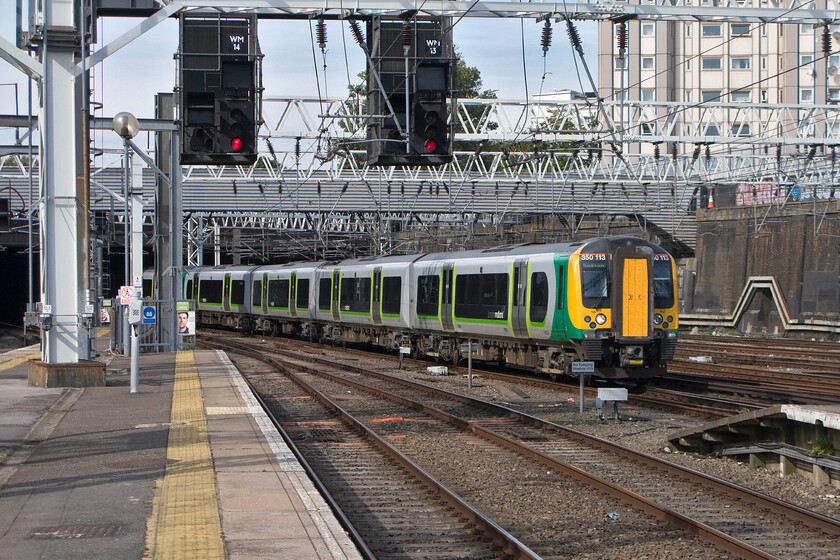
[{"x1": 568, "y1": 238, "x2": 678, "y2": 380}]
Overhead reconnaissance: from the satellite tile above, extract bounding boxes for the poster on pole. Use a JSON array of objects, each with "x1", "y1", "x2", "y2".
[{"x1": 177, "y1": 310, "x2": 195, "y2": 336}]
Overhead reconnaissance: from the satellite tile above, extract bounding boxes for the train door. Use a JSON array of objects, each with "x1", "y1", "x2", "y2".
[
  {"x1": 440, "y1": 264, "x2": 455, "y2": 332},
  {"x1": 223, "y1": 273, "x2": 232, "y2": 312},
  {"x1": 613, "y1": 246, "x2": 653, "y2": 339},
  {"x1": 289, "y1": 272, "x2": 298, "y2": 318},
  {"x1": 372, "y1": 267, "x2": 383, "y2": 325},
  {"x1": 261, "y1": 273, "x2": 269, "y2": 314},
  {"x1": 511, "y1": 259, "x2": 529, "y2": 337},
  {"x1": 554, "y1": 264, "x2": 566, "y2": 338},
  {"x1": 331, "y1": 269, "x2": 341, "y2": 320}
]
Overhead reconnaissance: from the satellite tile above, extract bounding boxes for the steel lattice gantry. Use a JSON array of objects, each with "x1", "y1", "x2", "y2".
[{"x1": 5, "y1": 96, "x2": 840, "y2": 258}]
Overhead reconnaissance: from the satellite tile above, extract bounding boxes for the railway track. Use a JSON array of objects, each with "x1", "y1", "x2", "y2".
[
  {"x1": 222, "y1": 343, "x2": 539, "y2": 559},
  {"x1": 204, "y1": 334, "x2": 840, "y2": 560},
  {"x1": 666, "y1": 334, "x2": 840, "y2": 405},
  {"x1": 200, "y1": 327, "x2": 759, "y2": 420}
]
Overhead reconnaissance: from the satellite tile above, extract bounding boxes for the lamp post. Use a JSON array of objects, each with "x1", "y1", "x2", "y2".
[{"x1": 113, "y1": 112, "x2": 140, "y2": 393}]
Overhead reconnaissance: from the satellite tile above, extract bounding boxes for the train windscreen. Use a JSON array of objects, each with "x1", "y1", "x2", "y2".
[
  {"x1": 580, "y1": 256, "x2": 610, "y2": 308},
  {"x1": 653, "y1": 256, "x2": 675, "y2": 308}
]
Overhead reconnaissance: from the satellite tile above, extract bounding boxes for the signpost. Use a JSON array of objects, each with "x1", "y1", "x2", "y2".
[
  {"x1": 398, "y1": 346, "x2": 411, "y2": 369},
  {"x1": 460, "y1": 341, "x2": 477, "y2": 388},
  {"x1": 571, "y1": 361, "x2": 595, "y2": 413}
]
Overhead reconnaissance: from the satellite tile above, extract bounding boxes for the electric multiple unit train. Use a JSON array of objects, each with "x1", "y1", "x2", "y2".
[{"x1": 184, "y1": 236, "x2": 679, "y2": 381}]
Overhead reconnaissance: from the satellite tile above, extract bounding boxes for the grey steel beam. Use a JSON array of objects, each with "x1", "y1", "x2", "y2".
[
  {"x1": 83, "y1": 0, "x2": 838, "y2": 23},
  {"x1": 0, "y1": 34, "x2": 42, "y2": 79}
]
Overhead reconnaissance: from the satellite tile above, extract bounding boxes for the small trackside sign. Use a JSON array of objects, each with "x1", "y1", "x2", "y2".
[{"x1": 571, "y1": 361, "x2": 595, "y2": 374}]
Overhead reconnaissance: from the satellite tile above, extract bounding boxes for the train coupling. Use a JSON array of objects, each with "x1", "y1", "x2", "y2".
[{"x1": 619, "y1": 345, "x2": 645, "y2": 367}]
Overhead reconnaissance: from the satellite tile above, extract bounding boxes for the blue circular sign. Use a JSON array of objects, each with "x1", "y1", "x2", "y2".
[{"x1": 143, "y1": 306, "x2": 156, "y2": 319}]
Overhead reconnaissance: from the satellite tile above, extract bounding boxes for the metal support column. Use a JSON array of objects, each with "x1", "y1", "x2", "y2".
[
  {"x1": 39, "y1": 0, "x2": 89, "y2": 363},
  {"x1": 154, "y1": 93, "x2": 177, "y2": 351}
]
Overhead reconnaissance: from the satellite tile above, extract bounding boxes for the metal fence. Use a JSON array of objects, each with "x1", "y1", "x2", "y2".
[{"x1": 111, "y1": 299, "x2": 195, "y2": 354}]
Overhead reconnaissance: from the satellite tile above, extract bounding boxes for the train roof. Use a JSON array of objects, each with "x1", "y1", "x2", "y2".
[
  {"x1": 415, "y1": 236, "x2": 669, "y2": 262},
  {"x1": 180, "y1": 237, "x2": 670, "y2": 274},
  {"x1": 328, "y1": 253, "x2": 426, "y2": 267}
]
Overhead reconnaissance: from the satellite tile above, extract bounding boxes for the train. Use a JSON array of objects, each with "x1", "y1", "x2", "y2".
[{"x1": 182, "y1": 236, "x2": 679, "y2": 381}]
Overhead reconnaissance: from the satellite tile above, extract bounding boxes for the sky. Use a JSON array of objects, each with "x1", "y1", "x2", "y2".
[{"x1": 0, "y1": 3, "x2": 598, "y2": 148}]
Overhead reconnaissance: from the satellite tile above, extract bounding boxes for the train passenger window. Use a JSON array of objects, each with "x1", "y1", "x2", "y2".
[
  {"x1": 252, "y1": 280, "x2": 262, "y2": 306},
  {"x1": 268, "y1": 279, "x2": 290, "y2": 308},
  {"x1": 318, "y1": 278, "x2": 331, "y2": 311},
  {"x1": 416, "y1": 275, "x2": 439, "y2": 318},
  {"x1": 382, "y1": 277, "x2": 401, "y2": 315},
  {"x1": 454, "y1": 273, "x2": 508, "y2": 320},
  {"x1": 581, "y1": 259, "x2": 610, "y2": 308},
  {"x1": 530, "y1": 272, "x2": 548, "y2": 323},
  {"x1": 340, "y1": 277, "x2": 372, "y2": 313},
  {"x1": 297, "y1": 279, "x2": 309, "y2": 309},
  {"x1": 186, "y1": 279, "x2": 193, "y2": 301},
  {"x1": 200, "y1": 279, "x2": 223, "y2": 304},
  {"x1": 143, "y1": 278, "x2": 153, "y2": 298},
  {"x1": 230, "y1": 280, "x2": 245, "y2": 306},
  {"x1": 653, "y1": 257, "x2": 675, "y2": 308}
]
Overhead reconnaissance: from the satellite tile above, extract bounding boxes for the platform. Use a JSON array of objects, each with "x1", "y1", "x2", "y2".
[
  {"x1": 669, "y1": 404, "x2": 840, "y2": 488},
  {"x1": 0, "y1": 333, "x2": 362, "y2": 560}
]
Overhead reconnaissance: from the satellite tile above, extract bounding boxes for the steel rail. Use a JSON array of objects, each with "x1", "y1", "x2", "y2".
[
  {"x1": 200, "y1": 338, "x2": 543, "y2": 560},
  {"x1": 207, "y1": 334, "x2": 840, "y2": 558}
]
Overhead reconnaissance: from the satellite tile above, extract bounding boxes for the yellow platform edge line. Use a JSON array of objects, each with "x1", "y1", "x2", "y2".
[
  {"x1": 0, "y1": 352, "x2": 41, "y2": 371},
  {"x1": 144, "y1": 350, "x2": 226, "y2": 560}
]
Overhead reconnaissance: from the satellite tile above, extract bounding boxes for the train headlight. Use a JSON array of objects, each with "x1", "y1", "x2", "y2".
[
  {"x1": 595, "y1": 313, "x2": 607, "y2": 325},
  {"x1": 653, "y1": 313, "x2": 663, "y2": 325},
  {"x1": 662, "y1": 322, "x2": 669, "y2": 329},
  {"x1": 667, "y1": 315, "x2": 674, "y2": 323},
  {"x1": 584, "y1": 315, "x2": 592, "y2": 324}
]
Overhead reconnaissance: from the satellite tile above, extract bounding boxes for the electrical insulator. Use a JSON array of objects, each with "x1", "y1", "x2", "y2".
[
  {"x1": 705, "y1": 145, "x2": 711, "y2": 159},
  {"x1": 316, "y1": 19, "x2": 327, "y2": 51},
  {"x1": 653, "y1": 143, "x2": 660, "y2": 160},
  {"x1": 617, "y1": 22, "x2": 628, "y2": 55},
  {"x1": 566, "y1": 19, "x2": 583, "y2": 54},
  {"x1": 823, "y1": 26, "x2": 832, "y2": 55},
  {"x1": 692, "y1": 145, "x2": 701, "y2": 161},
  {"x1": 348, "y1": 19, "x2": 365, "y2": 48},
  {"x1": 295, "y1": 137, "x2": 301, "y2": 160},
  {"x1": 541, "y1": 20, "x2": 553, "y2": 55},
  {"x1": 401, "y1": 23, "x2": 413, "y2": 49}
]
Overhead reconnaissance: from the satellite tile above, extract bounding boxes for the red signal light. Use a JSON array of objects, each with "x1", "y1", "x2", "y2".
[
  {"x1": 231, "y1": 137, "x2": 243, "y2": 151},
  {"x1": 424, "y1": 139, "x2": 438, "y2": 152}
]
